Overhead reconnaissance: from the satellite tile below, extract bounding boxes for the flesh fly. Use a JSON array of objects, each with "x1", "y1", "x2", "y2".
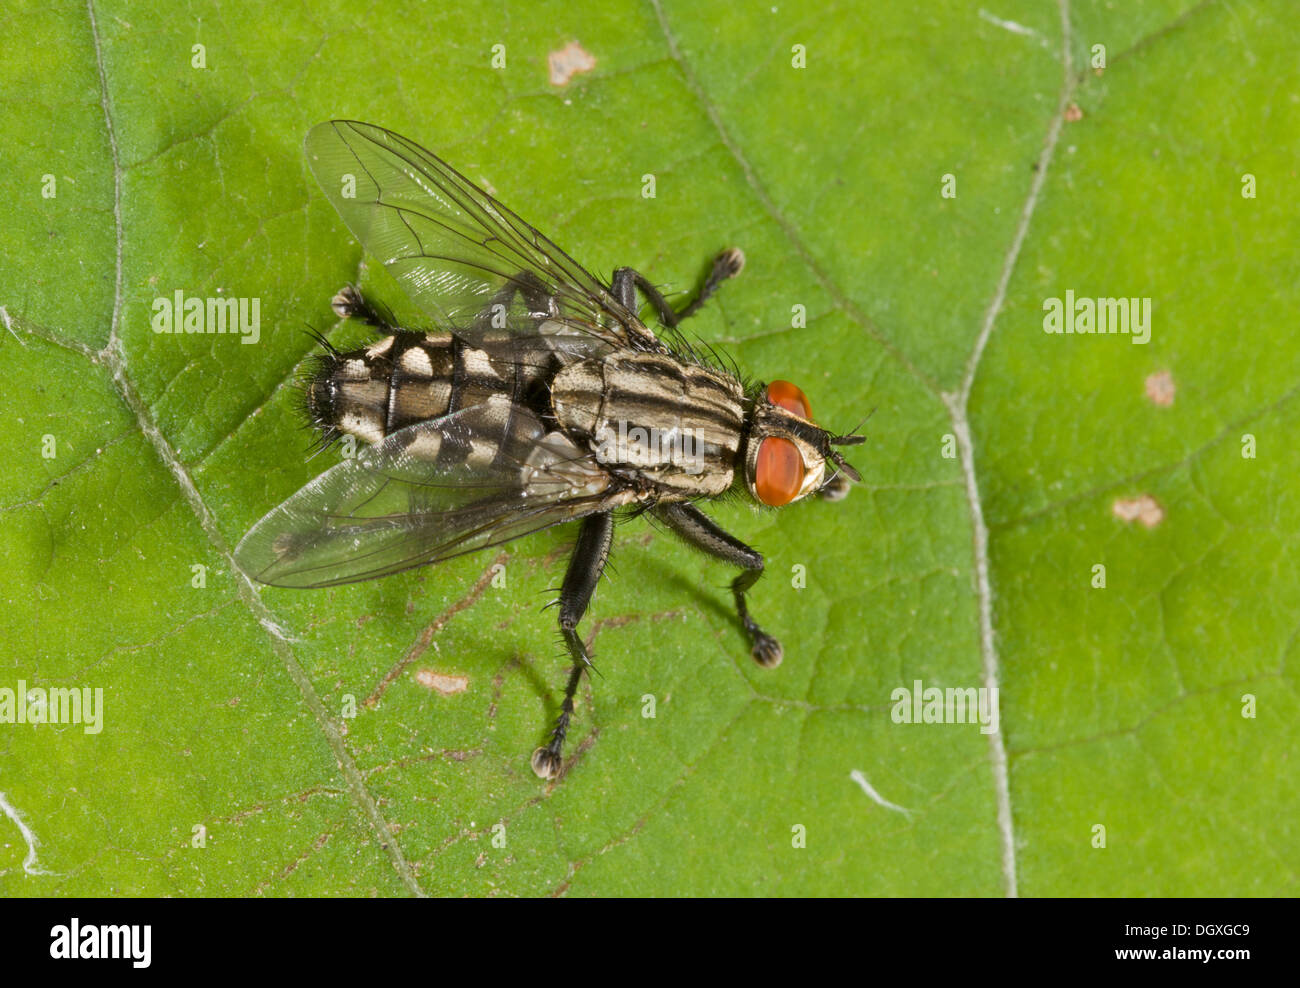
[{"x1": 235, "y1": 121, "x2": 864, "y2": 779}]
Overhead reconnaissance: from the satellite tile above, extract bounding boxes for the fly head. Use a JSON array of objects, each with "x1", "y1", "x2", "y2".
[{"x1": 742, "y1": 380, "x2": 863, "y2": 507}]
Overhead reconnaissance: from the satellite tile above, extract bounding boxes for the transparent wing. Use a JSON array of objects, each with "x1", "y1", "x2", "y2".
[
  {"x1": 305, "y1": 119, "x2": 656, "y2": 349},
  {"x1": 234, "y1": 401, "x2": 628, "y2": 588}
]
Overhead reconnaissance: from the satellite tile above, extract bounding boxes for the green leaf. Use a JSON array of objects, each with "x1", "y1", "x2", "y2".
[{"x1": 1, "y1": 0, "x2": 1294, "y2": 896}]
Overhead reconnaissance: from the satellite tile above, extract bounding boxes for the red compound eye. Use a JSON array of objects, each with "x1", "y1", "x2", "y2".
[
  {"x1": 768, "y1": 380, "x2": 812, "y2": 420},
  {"x1": 755, "y1": 437, "x2": 804, "y2": 506}
]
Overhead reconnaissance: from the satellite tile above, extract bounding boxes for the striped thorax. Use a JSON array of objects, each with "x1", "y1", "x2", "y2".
[{"x1": 551, "y1": 352, "x2": 746, "y2": 498}]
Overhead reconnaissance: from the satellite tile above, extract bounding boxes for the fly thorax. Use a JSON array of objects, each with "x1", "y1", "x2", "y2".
[{"x1": 551, "y1": 353, "x2": 745, "y2": 497}]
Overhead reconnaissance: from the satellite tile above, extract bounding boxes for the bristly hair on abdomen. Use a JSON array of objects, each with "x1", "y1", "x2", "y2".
[{"x1": 298, "y1": 328, "x2": 344, "y2": 456}]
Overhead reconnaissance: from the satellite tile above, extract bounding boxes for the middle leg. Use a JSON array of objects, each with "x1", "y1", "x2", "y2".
[{"x1": 472, "y1": 269, "x2": 556, "y2": 332}]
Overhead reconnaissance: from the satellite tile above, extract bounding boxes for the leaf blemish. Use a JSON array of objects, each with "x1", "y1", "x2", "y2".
[
  {"x1": 849, "y1": 770, "x2": 911, "y2": 816},
  {"x1": 1144, "y1": 370, "x2": 1175, "y2": 407},
  {"x1": 415, "y1": 669, "x2": 469, "y2": 696},
  {"x1": 1112, "y1": 494, "x2": 1164, "y2": 528},
  {"x1": 548, "y1": 41, "x2": 596, "y2": 86},
  {"x1": 0, "y1": 790, "x2": 55, "y2": 876}
]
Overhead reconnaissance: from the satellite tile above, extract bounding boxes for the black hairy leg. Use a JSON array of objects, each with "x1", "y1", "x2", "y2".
[
  {"x1": 653, "y1": 501, "x2": 781, "y2": 668},
  {"x1": 473, "y1": 269, "x2": 557, "y2": 331},
  {"x1": 611, "y1": 247, "x2": 745, "y2": 328},
  {"x1": 531, "y1": 511, "x2": 616, "y2": 780}
]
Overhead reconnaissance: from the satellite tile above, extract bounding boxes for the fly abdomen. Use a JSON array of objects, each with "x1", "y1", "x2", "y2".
[
  {"x1": 306, "y1": 331, "x2": 450, "y2": 444},
  {"x1": 307, "y1": 330, "x2": 554, "y2": 445}
]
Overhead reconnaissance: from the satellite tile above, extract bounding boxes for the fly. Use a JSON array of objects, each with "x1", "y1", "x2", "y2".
[{"x1": 235, "y1": 120, "x2": 865, "y2": 780}]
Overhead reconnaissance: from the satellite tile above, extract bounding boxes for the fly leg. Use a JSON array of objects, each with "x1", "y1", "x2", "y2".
[
  {"x1": 531, "y1": 511, "x2": 616, "y2": 780},
  {"x1": 819, "y1": 473, "x2": 852, "y2": 501},
  {"x1": 473, "y1": 270, "x2": 556, "y2": 331},
  {"x1": 675, "y1": 247, "x2": 746, "y2": 322},
  {"x1": 611, "y1": 247, "x2": 745, "y2": 328},
  {"x1": 654, "y1": 502, "x2": 782, "y2": 668},
  {"x1": 330, "y1": 284, "x2": 396, "y2": 330}
]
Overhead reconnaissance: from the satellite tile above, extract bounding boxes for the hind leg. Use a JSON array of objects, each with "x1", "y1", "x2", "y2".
[
  {"x1": 531, "y1": 512, "x2": 616, "y2": 780},
  {"x1": 330, "y1": 284, "x2": 396, "y2": 330}
]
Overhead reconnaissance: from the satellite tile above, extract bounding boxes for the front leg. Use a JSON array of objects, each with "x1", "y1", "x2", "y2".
[
  {"x1": 654, "y1": 502, "x2": 782, "y2": 668},
  {"x1": 531, "y1": 511, "x2": 616, "y2": 780}
]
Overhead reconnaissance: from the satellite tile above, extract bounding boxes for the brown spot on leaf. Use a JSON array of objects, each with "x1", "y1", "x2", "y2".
[
  {"x1": 1064, "y1": 102, "x2": 1083, "y2": 122},
  {"x1": 365, "y1": 551, "x2": 505, "y2": 708},
  {"x1": 548, "y1": 41, "x2": 596, "y2": 86},
  {"x1": 441, "y1": 746, "x2": 481, "y2": 761},
  {"x1": 583, "y1": 609, "x2": 685, "y2": 650},
  {"x1": 1112, "y1": 494, "x2": 1164, "y2": 528},
  {"x1": 416, "y1": 669, "x2": 469, "y2": 696},
  {"x1": 1145, "y1": 370, "x2": 1175, "y2": 406}
]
